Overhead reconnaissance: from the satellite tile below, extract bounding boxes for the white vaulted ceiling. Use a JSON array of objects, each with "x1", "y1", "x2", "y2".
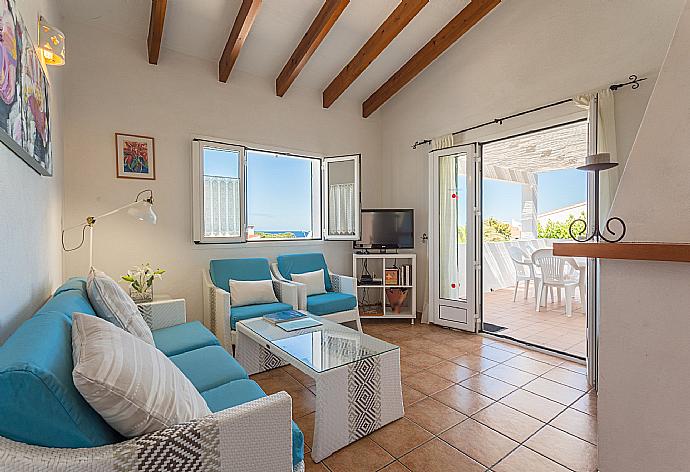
[{"x1": 60, "y1": 0, "x2": 471, "y2": 103}]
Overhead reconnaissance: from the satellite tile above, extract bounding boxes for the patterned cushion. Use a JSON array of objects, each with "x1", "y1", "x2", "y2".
[
  {"x1": 86, "y1": 268, "x2": 154, "y2": 345},
  {"x1": 71, "y1": 313, "x2": 211, "y2": 438}
]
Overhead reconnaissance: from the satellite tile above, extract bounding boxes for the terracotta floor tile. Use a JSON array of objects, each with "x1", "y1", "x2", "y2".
[
  {"x1": 523, "y1": 378, "x2": 584, "y2": 406},
  {"x1": 400, "y1": 360, "x2": 426, "y2": 379},
  {"x1": 304, "y1": 455, "x2": 329, "y2": 471},
  {"x1": 483, "y1": 364, "x2": 538, "y2": 387},
  {"x1": 290, "y1": 386, "x2": 316, "y2": 418},
  {"x1": 559, "y1": 359, "x2": 588, "y2": 375},
  {"x1": 542, "y1": 366, "x2": 590, "y2": 391},
  {"x1": 440, "y1": 418, "x2": 518, "y2": 468},
  {"x1": 402, "y1": 384, "x2": 427, "y2": 408},
  {"x1": 525, "y1": 425, "x2": 598, "y2": 472},
  {"x1": 379, "y1": 462, "x2": 412, "y2": 471},
  {"x1": 403, "y1": 370, "x2": 455, "y2": 396},
  {"x1": 432, "y1": 385, "x2": 495, "y2": 416},
  {"x1": 571, "y1": 392, "x2": 597, "y2": 417},
  {"x1": 551, "y1": 408, "x2": 598, "y2": 445},
  {"x1": 294, "y1": 412, "x2": 315, "y2": 447},
  {"x1": 460, "y1": 374, "x2": 518, "y2": 400},
  {"x1": 493, "y1": 446, "x2": 571, "y2": 472},
  {"x1": 476, "y1": 345, "x2": 519, "y2": 363},
  {"x1": 433, "y1": 360, "x2": 477, "y2": 382},
  {"x1": 451, "y1": 353, "x2": 499, "y2": 372},
  {"x1": 399, "y1": 438, "x2": 485, "y2": 472},
  {"x1": 322, "y1": 437, "x2": 394, "y2": 472},
  {"x1": 369, "y1": 418, "x2": 434, "y2": 458},
  {"x1": 284, "y1": 364, "x2": 316, "y2": 388},
  {"x1": 400, "y1": 351, "x2": 445, "y2": 369},
  {"x1": 489, "y1": 341, "x2": 526, "y2": 355},
  {"x1": 502, "y1": 356, "x2": 555, "y2": 375},
  {"x1": 404, "y1": 397, "x2": 466, "y2": 434},
  {"x1": 473, "y1": 402, "x2": 544, "y2": 442},
  {"x1": 499, "y1": 388, "x2": 566, "y2": 422},
  {"x1": 521, "y1": 352, "x2": 566, "y2": 366},
  {"x1": 253, "y1": 371, "x2": 305, "y2": 395}
]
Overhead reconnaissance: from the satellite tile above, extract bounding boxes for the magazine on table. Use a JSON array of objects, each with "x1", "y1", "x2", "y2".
[{"x1": 262, "y1": 310, "x2": 306, "y2": 325}]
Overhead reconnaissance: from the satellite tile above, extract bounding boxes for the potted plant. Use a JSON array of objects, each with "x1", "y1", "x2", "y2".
[{"x1": 121, "y1": 263, "x2": 165, "y2": 303}]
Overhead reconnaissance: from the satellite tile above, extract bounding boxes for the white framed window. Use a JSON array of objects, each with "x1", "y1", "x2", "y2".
[{"x1": 193, "y1": 139, "x2": 360, "y2": 244}]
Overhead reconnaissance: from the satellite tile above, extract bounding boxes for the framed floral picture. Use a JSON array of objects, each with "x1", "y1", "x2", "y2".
[{"x1": 115, "y1": 133, "x2": 155, "y2": 180}]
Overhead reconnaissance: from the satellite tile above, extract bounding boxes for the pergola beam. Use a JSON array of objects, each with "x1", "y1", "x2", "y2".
[
  {"x1": 219, "y1": 0, "x2": 263, "y2": 83},
  {"x1": 323, "y1": 0, "x2": 428, "y2": 108},
  {"x1": 147, "y1": 0, "x2": 168, "y2": 64},
  {"x1": 276, "y1": 0, "x2": 350, "y2": 97},
  {"x1": 362, "y1": 0, "x2": 500, "y2": 117}
]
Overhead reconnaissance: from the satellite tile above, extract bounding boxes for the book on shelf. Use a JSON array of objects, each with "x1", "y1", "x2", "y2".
[
  {"x1": 384, "y1": 268, "x2": 399, "y2": 285},
  {"x1": 262, "y1": 310, "x2": 305, "y2": 325}
]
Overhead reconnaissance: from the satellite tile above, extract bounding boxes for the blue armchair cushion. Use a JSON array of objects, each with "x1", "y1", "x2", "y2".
[
  {"x1": 230, "y1": 302, "x2": 292, "y2": 329},
  {"x1": 53, "y1": 277, "x2": 88, "y2": 297},
  {"x1": 307, "y1": 292, "x2": 357, "y2": 316},
  {"x1": 202, "y1": 379, "x2": 304, "y2": 467},
  {"x1": 0, "y1": 312, "x2": 122, "y2": 448},
  {"x1": 169, "y1": 346, "x2": 247, "y2": 392},
  {"x1": 210, "y1": 258, "x2": 272, "y2": 290},
  {"x1": 277, "y1": 253, "x2": 332, "y2": 291},
  {"x1": 152, "y1": 321, "x2": 219, "y2": 357},
  {"x1": 35, "y1": 289, "x2": 97, "y2": 319}
]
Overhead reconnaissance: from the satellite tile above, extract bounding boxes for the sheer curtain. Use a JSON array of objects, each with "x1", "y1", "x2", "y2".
[
  {"x1": 422, "y1": 134, "x2": 455, "y2": 324},
  {"x1": 328, "y1": 183, "x2": 355, "y2": 235},
  {"x1": 573, "y1": 88, "x2": 619, "y2": 222}
]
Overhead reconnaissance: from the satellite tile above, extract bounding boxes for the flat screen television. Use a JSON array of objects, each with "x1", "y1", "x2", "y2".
[{"x1": 354, "y1": 209, "x2": 414, "y2": 250}]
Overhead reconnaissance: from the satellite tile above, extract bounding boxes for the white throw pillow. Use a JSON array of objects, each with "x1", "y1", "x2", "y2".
[
  {"x1": 71, "y1": 312, "x2": 211, "y2": 438},
  {"x1": 86, "y1": 267, "x2": 154, "y2": 345},
  {"x1": 292, "y1": 269, "x2": 327, "y2": 297},
  {"x1": 229, "y1": 279, "x2": 278, "y2": 307}
]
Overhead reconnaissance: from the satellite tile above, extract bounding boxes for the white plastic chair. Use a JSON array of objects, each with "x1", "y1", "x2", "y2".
[
  {"x1": 508, "y1": 246, "x2": 540, "y2": 301},
  {"x1": 531, "y1": 248, "x2": 580, "y2": 317}
]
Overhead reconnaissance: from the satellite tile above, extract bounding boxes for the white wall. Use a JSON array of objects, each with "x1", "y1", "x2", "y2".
[
  {"x1": 0, "y1": 0, "x2": 64, "y2": 344},
  {"x1": 378, "y1": 0, "x2": 683, "y2": 311},
  {"x1": 61, "y1": 21, "x2": 382, "y2": 321},
  {"x1": 599, "y1": 1, "x2": 690, "y2": 470}
]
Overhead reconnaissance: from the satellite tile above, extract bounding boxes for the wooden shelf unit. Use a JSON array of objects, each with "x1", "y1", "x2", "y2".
[
  {"x1": 553, "y1": 242, "x2": 690, "y2": 263},
  {"x1": 353, "y1": 253, "x2": 417, "y2": 323}
]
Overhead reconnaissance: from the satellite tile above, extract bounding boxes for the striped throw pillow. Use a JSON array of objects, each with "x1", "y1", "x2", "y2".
[
  {"x1": 87, "y1": 268, "x2": 154, "y2": 345},
  {"x1": 71, "y1": 313, "x2": 211, "y2": 437}
]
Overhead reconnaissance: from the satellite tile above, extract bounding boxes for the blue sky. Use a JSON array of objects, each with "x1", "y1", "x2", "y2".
[
  {"x1": 482, "y1": 168, "x2": 587, "y2": 222},
  {"x1": 204, "y1": 149, "x2": 312, "y2": 231}
]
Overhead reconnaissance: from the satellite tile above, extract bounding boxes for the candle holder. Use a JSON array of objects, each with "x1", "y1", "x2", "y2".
[{"x1": 569, "y1": 153, "x2": 626, "y2": 243}]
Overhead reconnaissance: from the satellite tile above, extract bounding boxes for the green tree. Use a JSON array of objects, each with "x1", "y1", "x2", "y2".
[
  {"x1": 537, "y1": 212, "x2": 586, "y2": 239},
  {"x1": 483, "y1": 217, "x2": 512, "y2": 242}
]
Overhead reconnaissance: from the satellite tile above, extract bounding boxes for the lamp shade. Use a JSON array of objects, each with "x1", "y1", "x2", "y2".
[
  {"x1": 38, "y1": 16, "x2": 65, "y2": 66},
  {"x1": 127, "y1": 202, "x2": 157, "y2": 224}
]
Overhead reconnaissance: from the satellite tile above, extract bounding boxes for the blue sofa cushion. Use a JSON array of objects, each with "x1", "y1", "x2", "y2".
[
  {"x1": 153, "y1": 321, "x2": 219, "y2": 357},
  {"x1": 307, "y1": 292, "x2": 357, "y2": 316},
  {"x1": 202, "y1": 379, "x2": 304, "y2": 467},
  {"x1": 53, "y1": 277, "x2": 88, "y2": 296},
  {"x1": 169, "y1": 346, "x2": 247, "y2": 392},
  {"x1": 277, "y1": 253, "x2": 332, "y2": 291},
  {"x1": 0, "y1": 312, "x2": 122, "y2": 448},
  {"x1": 35, "y1": 289, "x2": 96, "y2": 319},
  {"x1": 230, "y1": 302, "x2": 292, "y2": 329},
  {"x1": 210, "y1": 258, "x2": 272, "y2": 291}
]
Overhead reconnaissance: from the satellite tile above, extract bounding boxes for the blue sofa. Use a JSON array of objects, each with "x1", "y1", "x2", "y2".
[{"x1": 0, "y1": 278, "x2": 304, "y2": 471}]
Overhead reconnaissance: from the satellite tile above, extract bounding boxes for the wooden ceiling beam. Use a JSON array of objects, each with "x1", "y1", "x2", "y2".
[
  {"x1": 323, "y1": 0, "x2": 428, "y2": 108},
  {"x1": 276, "y1": 0, "x2": 350, "y2": 97},
  {"x1": 362, "y1": 0, "x2": 500, "y2": 118},
  {"x1": 219, "y1": 0, "x2": 263, "y2": 83},
  {"x1": 147, "y1": 0, "x2": 168, "y2": 65}
]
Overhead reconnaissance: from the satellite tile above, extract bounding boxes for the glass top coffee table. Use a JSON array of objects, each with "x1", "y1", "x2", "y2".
[{"x1": 235, "y1": 312, "x2": 404, "y2": 463}]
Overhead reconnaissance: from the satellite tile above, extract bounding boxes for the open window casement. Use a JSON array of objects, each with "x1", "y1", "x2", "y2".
[
  {"x1": 322, "y1": 154, "x2": 361, "y2": 240},
  {"x1": 192, "y1": 140, "x2": 246, "y2": 244}
]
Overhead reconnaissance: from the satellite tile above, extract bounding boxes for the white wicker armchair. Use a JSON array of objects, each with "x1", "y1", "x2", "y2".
[
  {"x1": 270, "y1": 263, "x2": 361, "y2": 331},
  {"x1": 203, "y1": 270, "x2": 299, "y2": 349}
]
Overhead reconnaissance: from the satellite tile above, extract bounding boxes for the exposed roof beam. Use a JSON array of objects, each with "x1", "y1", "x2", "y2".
[
  {"x1": 147, "y1": 0, "x2": 168, "y2": 65},
  {"x1": 219, "y1": 0, "x2": 263, "y2": 83},
  {"x1": 276, "y1": 0, "x2": 350, "y2": 97},
  {"x1": 362, "y1": 0, "x2": 500, "y2": 117},
  {"x1": 323, "y1": 0, "x2": 428, "y2": 108}
]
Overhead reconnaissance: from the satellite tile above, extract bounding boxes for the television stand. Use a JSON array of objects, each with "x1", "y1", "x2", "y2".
[{"x1": 353, "y1": 253, "x2": 416, "y2": 324}]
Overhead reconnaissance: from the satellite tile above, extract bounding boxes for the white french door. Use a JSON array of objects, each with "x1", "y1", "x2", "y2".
[{"x1": 429, "y1": 144, "x2": 481, "y2": 331}]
